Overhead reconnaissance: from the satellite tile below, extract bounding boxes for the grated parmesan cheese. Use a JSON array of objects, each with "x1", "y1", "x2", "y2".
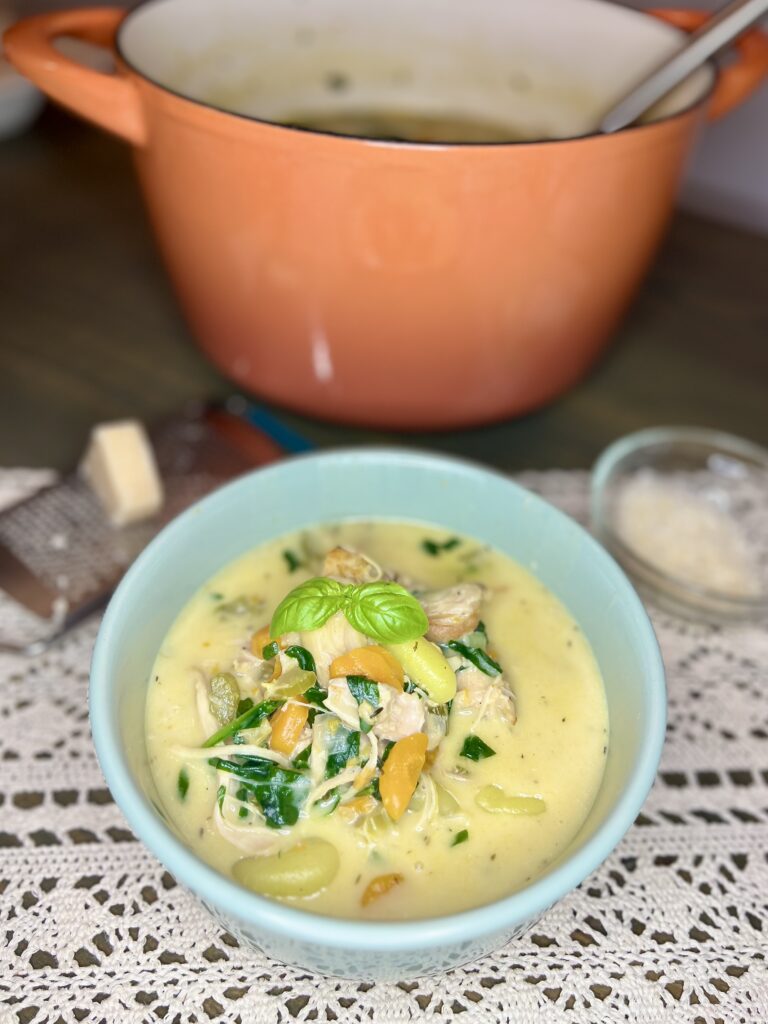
[{"x1": 615, "y1": 471, "x2": 761, "y2": 598}]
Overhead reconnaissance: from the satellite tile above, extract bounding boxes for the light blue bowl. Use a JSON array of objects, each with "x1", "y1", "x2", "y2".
[{"x1": 90, "y1": 448, "x2": 665, "y2": 980}]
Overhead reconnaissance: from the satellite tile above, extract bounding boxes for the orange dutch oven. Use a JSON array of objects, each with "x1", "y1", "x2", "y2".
[{"x1": 5, "y1": 0, "x2": 768, "y2": 429}]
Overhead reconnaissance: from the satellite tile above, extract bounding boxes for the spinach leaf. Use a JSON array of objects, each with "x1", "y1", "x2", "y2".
[
  {"x1": 292, "y1": 745, "x2": 311, "y2": 769},
  {"x1": 262, "y1": 640, "x2": 280, "y2": 659},
  {"x1": 209, "y1": 755, "x2": 310, "y2": 828},
  {"x1": 203, "y1": 698, "x2": 284, "y2": 748},
  {"x1": 325, "y1": 725, "x2": 360, "y2": 779},
  {"x1": 447, "y1": 640, "x2": 502, "y2": 677},
  {"x1": 346, "y1": 676, "x2": 380, "y2": 708},
  {"x1": 379, "y1": 740, "x2": 395, "y2": 767},
  {"x1": 236, "y1": 697, "x2": 254, "y2": 716},
  {"x1": 177, "y1": 767, "x2": 190, "y2": 801},
  {"x1": 302, "y1": 684, "x2": 328, "y2": 707},
  {"x1": 451, "y1": 829, "x2": 469, "y2": 847},
  {"x1": 282, "y1": 549, "x2": 303, "y2": 573},
  {"x1": 284, "y1": 645, "x2": 317, "y2": 673},
  {"x1": 422, "y1": 536, "x2": 461, "y2": 556},
  {"x1": 459, "y1": 735, "x2": 497, "y2": 761}
]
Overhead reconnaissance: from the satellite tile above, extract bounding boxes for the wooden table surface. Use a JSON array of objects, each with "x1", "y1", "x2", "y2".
[{"x1": 2, "y1": 105, "x2": 767, "y2": 473}]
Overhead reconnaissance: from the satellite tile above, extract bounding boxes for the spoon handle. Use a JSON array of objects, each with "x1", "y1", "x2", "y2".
[{"x1": 600, "y1": 0, "x2": 768, "y2": 133}]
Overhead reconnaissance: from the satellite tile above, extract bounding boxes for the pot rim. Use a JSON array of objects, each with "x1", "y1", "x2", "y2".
[{"x1": 114, "y1": 0, "x2": 716, "y2": 149}]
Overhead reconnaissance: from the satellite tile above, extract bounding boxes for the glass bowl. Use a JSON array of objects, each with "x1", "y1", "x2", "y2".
[{"x1": 591, "y1": 427, "x2": 768, "y2": 622}]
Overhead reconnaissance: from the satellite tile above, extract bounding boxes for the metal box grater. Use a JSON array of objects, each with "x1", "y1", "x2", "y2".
[{"x1": 0, "y1": 403, "x2": 286, "y2": 653}]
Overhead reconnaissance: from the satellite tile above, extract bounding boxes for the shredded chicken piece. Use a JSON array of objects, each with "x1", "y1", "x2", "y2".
[
  {"x1": 419, "y1": 583, "x2": 484, "y2": 643},
  {"x1": 352, "y1": 730, "x2": 378, "y2": 793},
  {"x1": 323, "y1": 679, "x2": 361, "y2": 730},
  {"x1": 213, "y1": 798, "x2": 286, "y2": 855},
  {"x1": 323, "y1": 546, "x2": 383, "y2": 584},
  {"x1": 453, "y1": 666, "x2": 517, "y2": 726},
  {"x1": 372, "y1": 690, "x2": 426, "y2": 742},
  {"x1": 306, "y1": 764, "x2": 360, "y2": 807},
  {"x1": 300, "y1": 611, "x2": 370, "y2": 684}
]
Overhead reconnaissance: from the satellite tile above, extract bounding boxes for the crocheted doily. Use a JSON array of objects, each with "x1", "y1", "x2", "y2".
[{"x1": 1, "y1": 468, "x2": 766, "y2": 1024}]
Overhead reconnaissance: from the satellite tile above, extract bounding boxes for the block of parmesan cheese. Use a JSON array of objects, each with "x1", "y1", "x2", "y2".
[{"x1": 79, "y1": 419, "x2": 164, "y2": 527}]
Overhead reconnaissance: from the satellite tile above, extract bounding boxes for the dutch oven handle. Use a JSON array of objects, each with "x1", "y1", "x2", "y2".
[
  {"x1": 3, "y1": 8, "x2": 145, "y2": 145},
  {"x1": 650, "y1": 8, "x2": 768, "y2": 119}
]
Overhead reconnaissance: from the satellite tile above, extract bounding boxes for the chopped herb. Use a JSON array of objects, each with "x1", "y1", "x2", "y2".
[
  {"x1": 447, "y1": 640, "x2": 502, "y2": 677},
  {"x1": 236, "y1": 697, "x2": 254, "y2": 716},
  {"x1": 282, "y1": 549, "x2": 303, "y2": 573},
  {"x1": 262, "y1": 640, "x2": 280, "y2": 660},
  {"x1": 451, "y1": 829, "x2": 469, "y2": 847},
  {"x1": 238, "y1": 806, "x2": 248, "y2": 819},
  {"x1": 216, "y1": 784, "x2": 226, "y2": 811},
  {"x1": 292, "y1": 745, "x2": 311, "y2": 770},
  {"x1": 325, "y1": 726, "x2": 360, "y2": 779},
  {"x1": 284, "y1": 645, "x2": 317, "y2": 673},
  {"x1": 460, "y1": 735, "x2": 497, "y2": 761},
  {"x1": 177, "y1": 767, "x2": 190, "y2": 800},
  {"x1": 209, "y1": 755, "x2": 310, "y2": 828},
  {"x1": 210, "y1": 592, "x2": 224, "y2": 601},
  {"x1": 403, "y1": 679, "x2": 416, "y2": 693},
  {"x1": 302, "y1": 684, "x2": 328, "y2": 707},
  {"x1": 422, "y1": 537, "x2": 461, "y2": 556},
  {"x1": 379, "y1": 740, "x2": 395, "y2": 767},
  {"x1": 203, "y1": 698, "x2": 284, "y2": 748}
]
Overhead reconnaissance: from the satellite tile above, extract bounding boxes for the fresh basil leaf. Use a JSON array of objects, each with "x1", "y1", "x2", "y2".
[
  {"x1": 177, "y1": 767, "x2": 189, "y2": 801},
  {"x1": 284, "y1": 645, "x2": 317, "y2": 673},
  {"x1": 447, "y1": 640, "x2": 502, "y2": 677},
  {"x1": 346, "y1": 676, "x2": 380, "y2": 708},
  {"x1": 325, "y1": 725, "x2": 360, "y2": 779},
  {"x1": 459, "y1": 735, "x2": 496, "y2": 761},
  {"x1": 345, "y1": 581, "x2": 428, "y2": 643},
  {"x1": 203, "y1": 698, "x2": 284, "y2": 748},
  {"x1": 282, "y1": 549, "x2": 303, "y2": 573},
  {"x1": 270, "y1": 577, "x2": 349, "y2": 636},
  {"x1": 451, "y1": 829, "x2": 469, "y2": 847},
  {"x1": 422, "y1": 537, "x2": 461, "y2": 556}
]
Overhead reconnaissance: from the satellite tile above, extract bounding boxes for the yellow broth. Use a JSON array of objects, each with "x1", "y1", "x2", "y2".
[{"x1": 146, "y1": 521, "x2": 608, "y2": 920}]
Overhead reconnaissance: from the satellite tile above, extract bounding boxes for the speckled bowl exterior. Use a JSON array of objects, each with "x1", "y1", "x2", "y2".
[{"x1": 90, "y1": 448, "x2": 666, "y2": 979}]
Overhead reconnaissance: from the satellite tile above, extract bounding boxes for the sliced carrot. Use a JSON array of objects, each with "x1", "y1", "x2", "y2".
[
  {"x1": 379, "y1": 732, "x2": 428, "y2": 822},
  {"x1": 251, "y1": 625, "x2": 291, "y2": 656},
  {"x1": 329, "y1": 646, "x2": 404, "y2": 690},
  {"x1": 269, "y1": 699, "x2": 309, "y2": 756},
  {"x1": 362, "y1": 872, "x2": 404, "y2": 907}
]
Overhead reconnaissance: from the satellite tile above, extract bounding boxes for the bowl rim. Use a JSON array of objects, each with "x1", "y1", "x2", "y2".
[
  {"x1": 90, "y1": 446, "x2": 666, "y2": 953},
  {"x1": 591, "y1": 426, "x2": 768, "y2": 618}
]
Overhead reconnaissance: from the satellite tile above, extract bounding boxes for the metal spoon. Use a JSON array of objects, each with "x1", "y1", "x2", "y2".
[{"x1": 600, "y1": 0, "x2": 768, "y2": 133}]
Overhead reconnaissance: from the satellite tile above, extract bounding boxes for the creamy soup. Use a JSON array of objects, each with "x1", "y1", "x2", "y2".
[
  {"x1": 281, "y1": 109, "x2": 533, "y2": 143},
  {"x1": 146, "y1": 521, "x2": 608, "y2": 920}
]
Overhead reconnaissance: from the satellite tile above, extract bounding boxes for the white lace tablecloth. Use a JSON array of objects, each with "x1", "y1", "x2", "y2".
[{"x1": 1, "y1": 467, "x2": 766, "y2": 1024}]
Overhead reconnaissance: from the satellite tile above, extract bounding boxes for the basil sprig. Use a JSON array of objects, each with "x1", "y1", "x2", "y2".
[{"x1": 270, "y1": 578, "x2": 428, "y2": 644}]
